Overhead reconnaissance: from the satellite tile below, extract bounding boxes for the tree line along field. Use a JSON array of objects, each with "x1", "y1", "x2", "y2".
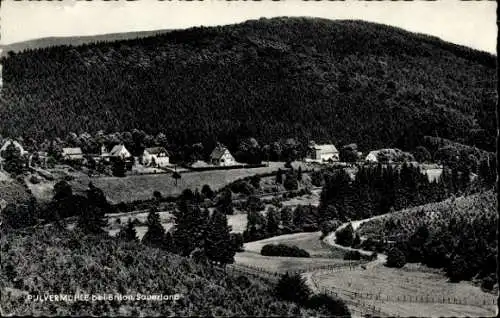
[{"x1": 0, "y1": 226, "x2": 338, "y2": 317}]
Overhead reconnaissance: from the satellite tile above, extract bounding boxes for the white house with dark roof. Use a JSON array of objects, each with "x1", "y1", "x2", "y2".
[
  {"x1": 210, "y1": 146, "x2": 235, "y2": 166},
  {"x1": 109, "y1": 144, "x2": 131, "y2": 159},
  {"x1": 62, "y1": 147, "x2": 84, "y2": 161},
  {"x1": 306, "y1": 141, "x2": 339, "y2": 162},
  {"x1": 142, "y1": 147, "x2": 170, "y2": 167}
]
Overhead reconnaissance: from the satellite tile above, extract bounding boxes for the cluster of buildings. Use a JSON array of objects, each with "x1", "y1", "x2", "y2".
[{"x1": 0, "y1": 136, "x2": 398, "y2": 173}]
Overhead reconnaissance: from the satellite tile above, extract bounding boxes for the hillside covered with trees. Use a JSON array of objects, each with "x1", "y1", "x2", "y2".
[
  {"x1": 0, "y1": 226, "x2": 344, "y2": 316},
  {"x1": 0, "y1": 17, "x2": 496, "y2": 152}
]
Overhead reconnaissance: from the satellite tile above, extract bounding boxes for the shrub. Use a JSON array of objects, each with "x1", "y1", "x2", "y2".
[
  {"x1": 30, "y1": 175, "x2": 41, "y2": 184},
  {"x1": 412, "y1": 146, "x2": 432, "y2": 163},
  {"x1": 343, "y1": 250, "x2": 362, "y2": 261},
  {"x1": 275, "y1": 273, "x2": 311, "y2": 305},
  {"x1": 481, "y1": 275, "x2": 496, "y2": 291},
  {"x1": 261, "y1": 244, "x2": 310, "y2": 258},
  {"x1": 335, "y1": 224, "x2": 354, "y2": 247},
  {"x1": 306, "y1": 293, "x2": 351, "y2": 317},
  {"x1": 446, "y1": 255, "x2": 471, "y2": 282},
  {"x1": 283, "y1": 175, "x2": 299, "y2": 191},
  {"x1": 385, "y1": 247, "x2": 406, "y2": 268}
]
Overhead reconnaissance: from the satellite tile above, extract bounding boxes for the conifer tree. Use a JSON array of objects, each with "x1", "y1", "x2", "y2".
[
  {"x1": 172, "y1": 200, "x2": 208, "y2": 256},
  {"x1": 276, "y1": 168, "x2": 283, "y2": 184},
  {"x1": 266, "y1": 206, "x2": 280, "y2": 236},
  {"x1": 297, "y1": 166, "x2": 303, "y2": 181},
  {"x1": 142, "y1": 208, "x2": 166, "y2": 249},
  {"x1": 118, "y1": 218, "x2": 138, "y2": 242},
  {"x1": 205, "y1": 209, "x2": 235, "y2": 266},
  {"x1": 112, "y1": 158, "x2": 126, "y2": 177}
]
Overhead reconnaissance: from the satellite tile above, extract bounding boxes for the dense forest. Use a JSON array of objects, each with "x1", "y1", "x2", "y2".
[
  {"x1": 318, "y1": 159, "x2": 495, "y2": 223},
  {"x1": 0, "y1": 17, "x2": 496, "y2": 152}
]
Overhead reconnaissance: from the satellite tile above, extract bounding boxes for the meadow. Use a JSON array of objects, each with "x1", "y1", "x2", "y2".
[
  {"x1": 243, "y1": 231, "x2": 345, "y2": 258},
  {"x1": 235, "y1": 252, "x2": 353, "y2": 273},
  {"x1": 313, "y1": 262, "x2": 497, "y2": 317},
  {"x1": 71, "y1": 162, "x2": 286, "y2": 204}
]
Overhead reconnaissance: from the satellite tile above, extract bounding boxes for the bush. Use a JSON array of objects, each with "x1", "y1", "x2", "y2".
[
  {"x1": 446, "y1": 255, "x2": 471, "y2": 282},
  {"x1": 319, "y1": 220, "x2": 342, "y2": 239},
  {"x1": 261, "y1": 244, "x2": 310, "y2": 258},
  {"x1": 283, "y1": 175, "x2": 299, "y2": 191},
  {"x1": 306, "y1": 293, "x2": 351, "y2": 317},
  {"x1": 412, "y1": 146, "x2": 432, "y2": 163},
  {"x1": 335, "y1": 224, "x2": 354, "y2": 247},
  {"x1": 275, "y1": 273, "x2": 311, "y2": 305},
  {"x1": 481, "y1": 275, "x2": 496, "y2": 291},
  {"x1": 343, "y1": 250, "x2": 362, "y2": 261},
  {"x1": 30, "y1": 175, "x2": 41, "y2": 184},
  {"x1": 385, "y1": 247, "x2": 406, "y2": 268}
]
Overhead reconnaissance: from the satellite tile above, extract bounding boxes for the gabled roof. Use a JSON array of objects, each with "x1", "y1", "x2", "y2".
[
  {"x1": 62, "y1": 147, "x2": 83, "y2": 155},
  {"x1": 144, "y1": 147, "x2": 170, "y2": 156},
  {"x1": 311, "y1": 144, "x2": 338, "y2": 153},
  {"x1": 109, "y1": 144, "x2": 129, "y2": 156},
  {"x1": 210, "y1": 147, "x2": 231, "y2": 160},
  {"x1": 1, "y1": 140, "x2": 25, "y2": 152}
]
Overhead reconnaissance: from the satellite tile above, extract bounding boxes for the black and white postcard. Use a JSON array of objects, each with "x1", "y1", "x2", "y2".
[{"x1": 0, "y1": 1, "x2": 497, "y2": 317}]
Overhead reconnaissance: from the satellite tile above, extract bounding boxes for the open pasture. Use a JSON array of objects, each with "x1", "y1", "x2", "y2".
[
  {"x1": 235, "y1": 251, "x2": 353, "y2": 273},
  {"x1": 314, "y1": 262, "x2": 497, "y2": 317},
  {"x1": 72, "y1": 162, "x2": 285, "y2": 204},
  {"x1": 244, "y1": 231, "x2": 345, "y2": 258}
]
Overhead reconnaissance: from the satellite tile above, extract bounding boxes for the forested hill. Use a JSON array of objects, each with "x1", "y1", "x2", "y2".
[
  {"x1": 0, "y1": 17, "x2": 496, "y2": 151},
  {"x1": 0, "y1": 29, "x2": 172, "y2": 56}
]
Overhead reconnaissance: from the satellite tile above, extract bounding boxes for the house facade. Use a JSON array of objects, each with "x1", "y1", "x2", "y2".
[
  {"x1": 142, "y1": 147, "x2": 170, "y2": 167},
  {"x1": 109, "y1": 144, "x2": 131, "y2": 159},
  {"x1": 210, "y1": 146, "x2": 236, "y2": 166},
  {"x1": 307, "y1": 142, "x2": 339, "y2": 162},
  {"x1": 62, "y1": 147, "x2": 84, "y2": 161}
]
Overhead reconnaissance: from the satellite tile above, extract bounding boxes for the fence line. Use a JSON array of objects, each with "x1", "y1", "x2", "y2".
[{"x1": 312, "y1": 273, "x2": 497, "y2": 307}]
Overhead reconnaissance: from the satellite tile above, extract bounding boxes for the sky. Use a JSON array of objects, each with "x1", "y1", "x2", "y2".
[{"x1": 1, "y1": 0, "x2": 497, "y2": 54}]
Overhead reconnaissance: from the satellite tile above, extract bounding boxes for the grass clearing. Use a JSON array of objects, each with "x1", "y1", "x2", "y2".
[
  {"x1": 314, "y1": 262, "x2": 497, "y2": 317},
  {"x1": 71, "y1": 162, "x2": 285, "y2": 204},
  {"x1": 244, "y1": 232, "x2": 345, "y2": 258},
  {"x1": 227, "y1": 213, "x2": 247, "y2": 233},
  {"x1": 235, "y1": 251, "x2": 353, "y2": 273}
]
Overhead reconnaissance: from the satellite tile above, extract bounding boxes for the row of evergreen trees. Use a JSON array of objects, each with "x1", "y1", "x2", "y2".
[
  {"x1": 118, "y1": 198, "x2": 242, "y2": 266},
  {"x1": 243, "y1": 205, "x2": 319, "y2": 242},
  {"x1": 318, "y1": 162, "x2": 477, "y2": 223}
]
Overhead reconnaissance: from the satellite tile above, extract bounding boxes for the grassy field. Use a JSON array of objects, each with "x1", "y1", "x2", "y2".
[
  {"x1": 71, "y1": 162, "x2": 286, "y2": 204},
  {"x1": 244, "y1": 231, "x2": 345, "y2": 258},
  {"x1": 280, "y1": 189, "x2": 321, "y2": 207},
  {"x1": 227, "y1": 213, "x2": 247, "y2": 233},
  {"x1": 235, "y1": 251, "x2": 353, "y2": 273},
  {"x1": 314, "y1": 262, "x2": 497, "y2": 317}
]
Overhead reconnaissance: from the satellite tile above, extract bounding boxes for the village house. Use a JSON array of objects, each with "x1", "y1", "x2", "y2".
[
  {"x1": 0, "y1": 139, "x2": 27, "y2": 158},
  {"x1": 365, "y1": 150, "x2": 380, "y2": 163},
  {"x1": 306, "y1": 141, "x2": 339, "y2": 162},
  {"x1": 109, "y1": 144, "x2": 131, "y2": 159},
  {"x1": 62, "y1": 147, "x2": 84, "y2": 161},
  {"x1": 142, "y1": 147, "x2": 170, "y2": 167},
  {"x1": 210, "y1": 145, "x2": 236, "y2": 166}
]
